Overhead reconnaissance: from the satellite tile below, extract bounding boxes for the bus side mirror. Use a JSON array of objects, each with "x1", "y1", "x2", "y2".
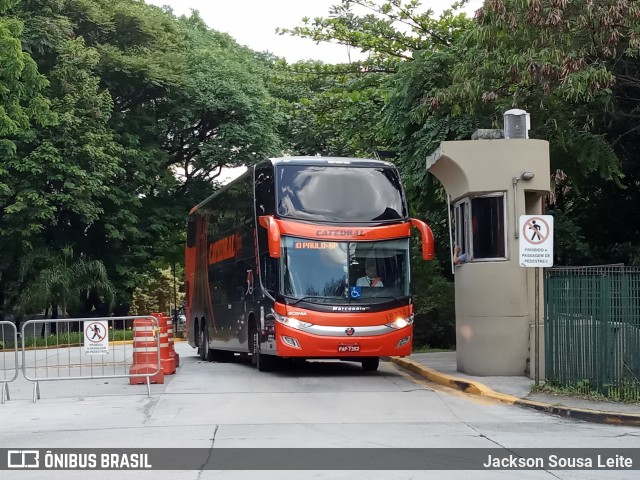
[
  {"x1": 258, "y1": 215, "x2": 281, "y2": 258},
  {"x1": 410, "y1": 218, "x2": 435, "y2": 260}
]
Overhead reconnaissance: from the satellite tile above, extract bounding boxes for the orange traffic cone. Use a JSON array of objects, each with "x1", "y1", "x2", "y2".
[
  {"x1": 129, "y1": 317, "x2": 164, "y2": 384},
  {"x1": 151, "y1": 313, "x2": 175, "y2": 375},
  {"x1": 166, "y1": 314, "x2": 180, "y2": 368}
]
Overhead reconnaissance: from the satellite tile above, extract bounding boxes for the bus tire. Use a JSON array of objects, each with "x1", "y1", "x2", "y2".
[
  {"x1": 361, "y1": 357, "x2": 379, "y2": 372},
  {"x1": 199, "y1": 320, "x2": 210, "y2": 362},
  {"x1": 252, "y1": 322, "x2": 275, "y2": 372},
  {"x1": 257, "y1": 350, "x2": 275, "y2": 372},
  {"x1": 195, "y1": 321, "x2": 200, "y2": 356}
]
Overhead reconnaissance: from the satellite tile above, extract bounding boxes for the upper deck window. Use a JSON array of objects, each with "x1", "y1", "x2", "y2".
[{"x1": 276, "y1": 165, "x2": 407, "y2": 223}]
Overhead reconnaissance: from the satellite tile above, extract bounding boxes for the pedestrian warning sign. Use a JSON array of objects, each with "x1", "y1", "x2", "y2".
[
  {"x1": 84, "y1": 320, "x2": 109, "y2": 355},
  {"x1": 519, "y1": 215, "x2": 554, "y2": 267}
]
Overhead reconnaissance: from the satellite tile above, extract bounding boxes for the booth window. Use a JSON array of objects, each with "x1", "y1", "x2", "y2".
[{"x1": 454, "y1": 193, "x2": 506, "y2": 261}]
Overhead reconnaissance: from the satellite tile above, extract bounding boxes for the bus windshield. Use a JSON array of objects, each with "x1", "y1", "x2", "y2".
[
  {"x1": 277, "y1": 165, "x2": 407, "y2": 222},
  {"x1": 280, "y1": 237, "x2": 410, "y2": 304}
]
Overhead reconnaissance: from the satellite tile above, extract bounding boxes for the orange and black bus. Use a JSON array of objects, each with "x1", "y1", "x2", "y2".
[{"x1": 184, "y1": 157, "x2": 434, "y2": 371}]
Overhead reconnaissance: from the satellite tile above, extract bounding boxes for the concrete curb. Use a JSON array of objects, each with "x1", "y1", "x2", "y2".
[{"x1": 391, "y1": 357, "x2": 640, "y2": 427}]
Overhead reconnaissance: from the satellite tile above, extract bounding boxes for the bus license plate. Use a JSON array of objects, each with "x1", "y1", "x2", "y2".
[{"x1": 338, "y1": 344, "x2": 360, "y2": 353}]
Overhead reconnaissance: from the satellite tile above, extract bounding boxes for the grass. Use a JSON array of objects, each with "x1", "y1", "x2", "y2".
[
  {"x1": 0, "y1": 329, "x2": 134, "y2": 350},
  {"x1": 412, "y1": 345, "x2": 455, "y2": 353},
  {"x1": 532, "y1": 380, "x2": 640, "y2": 404}
]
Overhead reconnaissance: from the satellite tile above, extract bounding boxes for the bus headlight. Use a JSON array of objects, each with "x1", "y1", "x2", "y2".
[
  {"x1": 274, "y1": 312, "x2": 312, "y2": 330},
  {"x1": 385, "y1": 315, "x2": 414, "y2": 330}
]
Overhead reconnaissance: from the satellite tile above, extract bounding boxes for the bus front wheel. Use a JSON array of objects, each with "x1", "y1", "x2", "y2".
[
  {"x1": 361, "y1": 357, "x2": 379, "y2": 372},
  {"x1": 257, "y1": 350, "x2": 276, "y2": 372},
  {"x1": 252, "y1": 324, "x2": 275, "y2": 372}
]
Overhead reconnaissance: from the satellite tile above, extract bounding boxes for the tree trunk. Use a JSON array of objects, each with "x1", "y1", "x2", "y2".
[
  {"x1": 50, "y1": 303, "x2": 58, "y2": 335},
  {"x1": 40, "y1": 306, "x2": 50, "y2": 337}
]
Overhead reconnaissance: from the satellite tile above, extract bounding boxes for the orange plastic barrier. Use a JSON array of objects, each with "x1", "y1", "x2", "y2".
[
  {"x1": 151, "y1": 313, "x2": 176, "y2": 375},
  {"x1": 166, "y1": 314, "x2": 180, "y2": 367},
  {"x1": 129, "y1": 317, "x2": 164, "y2": 384}
]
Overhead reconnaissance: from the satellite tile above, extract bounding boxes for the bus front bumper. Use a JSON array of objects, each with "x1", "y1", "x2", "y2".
[{"x1": 275, "y1": 323, "x2": 413, "y2": 358}]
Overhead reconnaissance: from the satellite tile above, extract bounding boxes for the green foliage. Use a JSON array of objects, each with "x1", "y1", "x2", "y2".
[
  {"x1": 164, "y1": 16, "x2": 281, "y2": 179},
  {"x1": 271, "y1": 66, "x2": 391, "y2": 157},
  {"x1": 411, "y1": 241, "x2": 456, "y2": 349},
  {"x1": 0, "y1": 1, "x2": 54, "y2": 254},
  {"x1": 0, "y1": 4, "x2": 51, "y2": 142},
  {"x1": 412, "y1": 345, "x2": 454, "y2": 353},
  {"x1": 547, "y1": 208, "x2": 591, "y2": 265},
  {"x1": 539, "y1": 379, "x2": 640, "y2": 404},
  {"x1": 335, "y1": 0, "x2": 639, "y2": 268},
  {"x1": 4, "y1": 0, "x2": 640, "y2": 350},
  {"x1": 5, "y1": 36, "x2": 122, "y2": 236},
  {"x1": 430, "y1": 1, "x2": 636, "y2": 186},
  {"x1": 0, "y1": 0, "x2": 281, "y2": 318},
  {"x1": 17, "y1": 245, "x2": 114, "y2": 317},
  {"x1": 129, "y1": 267, "x2": 184, "y2": 316},
  {"x1": 278, "y1": 0, "x2": 472, "y2": 67},
  {"x1": 2, "y1": 329, "x2": 133, "y2": 349}
]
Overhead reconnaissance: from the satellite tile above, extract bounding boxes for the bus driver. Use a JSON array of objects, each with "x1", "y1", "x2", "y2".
[{"x1": 356, "y1": 259, "x2": 384, "y2": 287}]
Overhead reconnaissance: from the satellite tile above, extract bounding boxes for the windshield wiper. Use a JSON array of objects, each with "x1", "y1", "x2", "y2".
[
  {"x1": 285, "y1": 294, "x2": 401, "y2": 306},
  {"x1": 360, "y1": 294, "x2": 402, "y2": 303},
  {"x1": 287, "y1": 295, "x2": 328, "y2": 306}
]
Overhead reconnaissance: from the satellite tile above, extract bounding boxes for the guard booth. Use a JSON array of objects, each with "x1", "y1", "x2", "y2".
[{"x1": 426, "y1": 125, "x2": 551, "y2": 377}]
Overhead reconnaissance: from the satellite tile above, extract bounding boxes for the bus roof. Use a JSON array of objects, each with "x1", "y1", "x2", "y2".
[
  {"x1": 267, "y1": 156, "x2": 395, "y2": 168},
  {"x1": 189, "y1": 156, "x2": 399, "y2": 214}
]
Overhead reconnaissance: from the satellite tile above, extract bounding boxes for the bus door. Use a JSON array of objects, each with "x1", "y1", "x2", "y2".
[{"x1": 234, "y1": 260, "x2": 256, "y2": 347}]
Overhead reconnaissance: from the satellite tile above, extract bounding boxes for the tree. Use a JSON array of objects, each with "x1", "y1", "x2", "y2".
[
  {"x1": 163, "y1": 13, "x2": 282, "y2": 183},
  {"x1": 0, "y1": 0, "x2": 52, "y2": 147},
  {"x1": 1, "y1": 0, "x2": 284, "y2": 319},
  {"x1": 267, "y1": 58, "x2": 392, "y2": 156},
  {"x1": 278, "y1": 0, "x2": 472, "y2": 71},
  {"x1": 17, "y1": 246, "x2": 114, "y2": 325},
  {"x1": 129, "y1": 267, "x2": 184, "y2": 316},
  {"x1": 428, "y1": 1, "x2": 639, "y2": 264},
  {"x1": 0, "y1": 0, "x2": 55, "y2": 318}
]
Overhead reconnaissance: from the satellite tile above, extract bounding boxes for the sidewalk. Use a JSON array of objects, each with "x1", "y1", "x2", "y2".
[{"x1": 391, "y1": 352, "x2": 640, "y2": 427}]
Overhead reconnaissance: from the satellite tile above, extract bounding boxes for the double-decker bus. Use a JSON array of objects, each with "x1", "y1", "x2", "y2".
[{"x1": 184, "y1": 157, "x2": 434, "y2": 371}]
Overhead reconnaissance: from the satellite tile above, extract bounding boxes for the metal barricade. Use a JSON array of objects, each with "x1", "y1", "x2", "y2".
[
  {"x1": 21, "y1": 316, "x2": 160, "y2": 402},
  {"x1": 0, "y1": 320, "x2": 19, "y2": 404}
]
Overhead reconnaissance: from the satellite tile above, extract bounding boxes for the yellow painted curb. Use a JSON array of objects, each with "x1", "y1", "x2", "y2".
[
  {"x1": 391, "y1": 357, "x2": 511, "y2": 400},
  {"x1": 391, "y1": 356, "x2": 640, "y2": 427}
]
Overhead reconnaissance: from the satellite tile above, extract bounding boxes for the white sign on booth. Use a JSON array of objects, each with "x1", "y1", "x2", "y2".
[
  {"x1": 84, "y1": 320, "x2": 109, "y2": 355},
  {"x1": 519, "y1": 215, "x2": 554, "y2": 267}
]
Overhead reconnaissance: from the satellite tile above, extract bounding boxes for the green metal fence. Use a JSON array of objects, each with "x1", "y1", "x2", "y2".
[{"x1": 545, "y1": 266, "x2": 640, "y2": 401}]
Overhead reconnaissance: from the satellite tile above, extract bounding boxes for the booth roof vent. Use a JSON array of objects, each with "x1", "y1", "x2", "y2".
[{"x1": 504, "y1": 109, "x2": 530, "y2": 139}]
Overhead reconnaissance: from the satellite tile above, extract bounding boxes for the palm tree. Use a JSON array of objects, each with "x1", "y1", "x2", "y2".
[{"x1": 17, "y1": 246, "x2": 115, "y2": 334}]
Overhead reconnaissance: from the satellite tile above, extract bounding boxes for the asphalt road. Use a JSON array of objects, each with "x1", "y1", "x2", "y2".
[{"x1": 0, "y1": 342, "x2": 638, "y2": 480}]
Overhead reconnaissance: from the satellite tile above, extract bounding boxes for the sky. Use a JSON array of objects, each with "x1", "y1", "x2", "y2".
[{"x1": 145, "y1": 0, "x2": 483, "y2": 63}]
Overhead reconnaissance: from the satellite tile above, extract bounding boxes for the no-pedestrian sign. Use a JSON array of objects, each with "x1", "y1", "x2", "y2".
[
  {"x1": 84, "y1": 320, "x2": 109, "y2": 355},
  {"x1": 519, "y1": 215, "x2": 554, "y2": 267}
]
